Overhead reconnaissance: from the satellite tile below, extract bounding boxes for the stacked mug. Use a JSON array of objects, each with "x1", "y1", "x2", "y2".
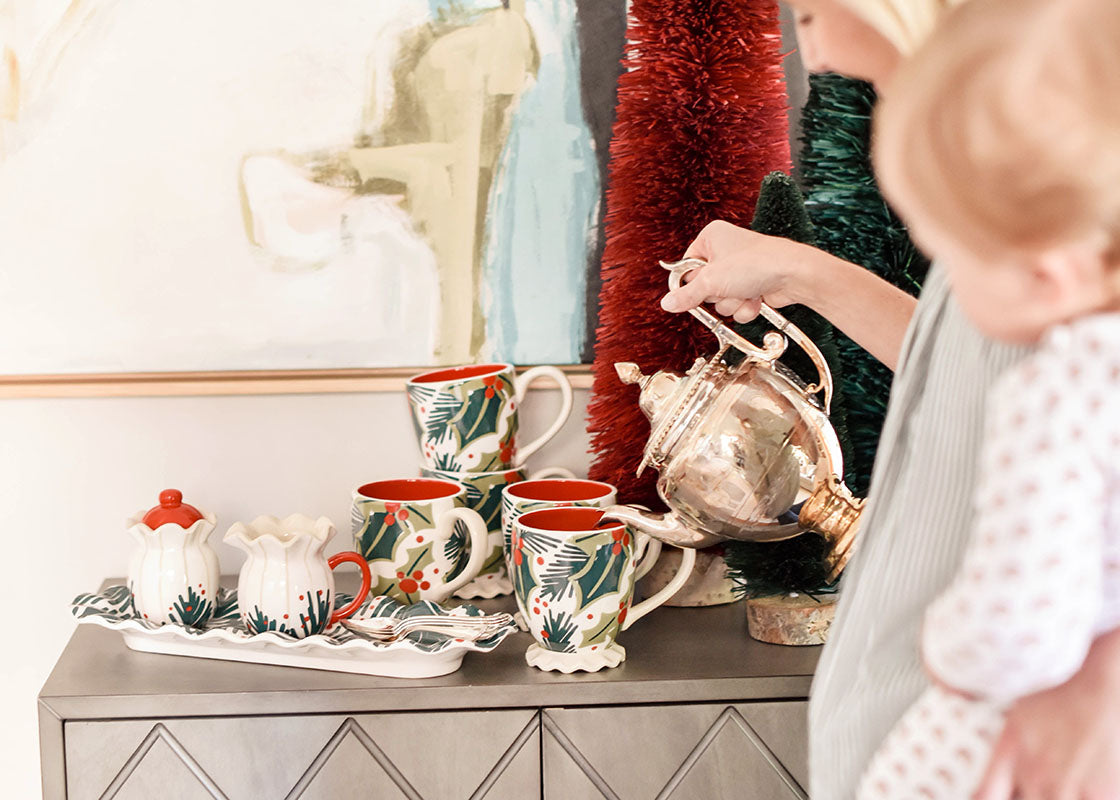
[{"x1": 406, "y1": 363, "x2": 575, "y2": 598}]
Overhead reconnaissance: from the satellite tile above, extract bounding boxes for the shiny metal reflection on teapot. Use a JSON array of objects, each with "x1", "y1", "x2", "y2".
[{"x1": 600, "y1": 258, "x2": 863, "y2": 580}]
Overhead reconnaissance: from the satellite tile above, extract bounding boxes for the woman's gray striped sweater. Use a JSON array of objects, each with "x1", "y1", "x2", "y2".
[{"x1": 809, "y1": 264, "x2": 1031, "y2": 799}]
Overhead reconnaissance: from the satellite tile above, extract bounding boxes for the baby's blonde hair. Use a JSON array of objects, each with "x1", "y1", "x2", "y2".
[
  {"x1": 874, "y1": 0, "x2": 1120, "y2": 258},
  {"x1": 836, "y1": 0, "x2": 966, "y2": 55}
]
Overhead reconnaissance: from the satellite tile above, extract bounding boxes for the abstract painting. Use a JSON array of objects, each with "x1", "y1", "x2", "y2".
[{"x1": 0, "y1": 0, "x2": 623, "y2": 373}]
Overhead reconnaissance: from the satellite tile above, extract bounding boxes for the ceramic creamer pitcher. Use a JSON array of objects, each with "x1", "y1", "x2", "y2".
[
  {"x1": 601, "y1": 259, "x2": 864, "y2": 579},
  {"x1": 225, "y1": 514, "x2": 371, "y2": 638},
  {"x1": 127, "y1": 489, "x2": 220, "y2": 627}
]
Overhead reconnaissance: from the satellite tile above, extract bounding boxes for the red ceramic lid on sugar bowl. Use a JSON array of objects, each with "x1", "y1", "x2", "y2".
[{"x1": 141, "y1": 489, "x2": 204, "y2": 528}]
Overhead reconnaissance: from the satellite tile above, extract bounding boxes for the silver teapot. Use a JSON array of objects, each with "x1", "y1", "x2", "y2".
[{"x1": 601, "y1": 259, "x2": 863, "y2": 579}]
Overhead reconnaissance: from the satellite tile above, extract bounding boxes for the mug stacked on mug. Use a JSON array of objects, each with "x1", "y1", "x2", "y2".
[{"x1": 407, "y1": 363, "x2": 574, "y2": 598}]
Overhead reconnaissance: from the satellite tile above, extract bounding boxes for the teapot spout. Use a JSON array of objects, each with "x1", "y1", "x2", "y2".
[
  {"x1": 798, "y1": 475, "x2": 865, "y2": 581},
  {"x1": 599, "y1": 504, "x2": 723, "y2": 549}
]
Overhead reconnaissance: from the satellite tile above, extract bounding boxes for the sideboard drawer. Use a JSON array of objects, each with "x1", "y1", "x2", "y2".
[
  {"x1": 543, "y1": 700, "x2": 808, "y2": 800},
  {"x1": 65, "y1": 709, "x2": 540, "y2": 800}
]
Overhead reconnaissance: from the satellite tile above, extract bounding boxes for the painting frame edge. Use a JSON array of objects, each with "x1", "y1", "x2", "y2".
[{"x1": 0, "y1": 365, "x2": 593, "y2": 399}]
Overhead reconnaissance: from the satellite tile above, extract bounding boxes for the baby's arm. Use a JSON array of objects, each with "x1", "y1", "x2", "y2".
[{"x1": 922, "y1": 360, "x2": 1105, "y2": 705}]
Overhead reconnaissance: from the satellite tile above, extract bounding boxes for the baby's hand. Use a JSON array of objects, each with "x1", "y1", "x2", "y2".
[{"x1": 659, "y1": 220, "x2": 804, "y2": 322}]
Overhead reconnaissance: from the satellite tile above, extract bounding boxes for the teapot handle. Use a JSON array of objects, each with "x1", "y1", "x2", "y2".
[{"x1": 662, "y1": 258, "x2": 834, "y2": 413}]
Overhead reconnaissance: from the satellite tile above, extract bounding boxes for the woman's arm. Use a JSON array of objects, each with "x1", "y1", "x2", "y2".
[{"x1": 660, "y1": 220, "x2": 917, "y2": 370}]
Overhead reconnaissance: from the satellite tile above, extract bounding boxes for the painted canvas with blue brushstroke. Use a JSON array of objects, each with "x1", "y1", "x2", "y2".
[{"x1": 0, "y1": 0, "x2": 616, "y2": 372}]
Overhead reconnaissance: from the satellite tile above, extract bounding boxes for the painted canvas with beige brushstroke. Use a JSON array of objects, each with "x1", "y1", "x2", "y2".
[{"x1": 0, "y1": 0, "x2": 621, "y2": 372}]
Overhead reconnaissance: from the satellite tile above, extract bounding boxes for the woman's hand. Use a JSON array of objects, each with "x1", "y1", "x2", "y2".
[
  {"x1": 659, "y1": 219, "x2": 918, "y2": 370},
  {"x1": 660, "y1": 221, "x2": 807, "y2": 322}
]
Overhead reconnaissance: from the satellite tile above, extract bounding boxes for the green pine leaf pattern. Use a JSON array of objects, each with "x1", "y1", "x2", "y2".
[
  {"x1": 245, "y1": 605, "x2": 301, "y2": 637},
  {"x1": 423, "y1": 391, "x2": 465, "y2": 440},
  {"x1": 518, "y1": 528, "x2": 560, "y2": 553},
  {"x1": 538, "y1": 609, "x2": 578, "y2": 653},
  {"x1": 444, "y1": 519, "x2": 468, "y2": 579},
  {"x1": 538, "y1": 542, "x2": 590, "y2": 601},
  {"x1": 71, "y1": 586, "x2": 518, "y2": 654},
  {"x1": 172, "y1": 584, "x2": 214, "y2": 628},
  {"x1": 73, "y1": 585, "x2": 135, "y2": 619},
  {"x1": 299, "y1": 589, "x2": 331, "y2": 636}
]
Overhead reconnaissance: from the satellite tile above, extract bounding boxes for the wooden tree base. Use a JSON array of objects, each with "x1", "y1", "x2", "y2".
[{"x1": 745, "y1": 593, "x2": 837, "y2": 646}]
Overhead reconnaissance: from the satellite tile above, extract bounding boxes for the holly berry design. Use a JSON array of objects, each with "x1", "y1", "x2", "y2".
[
  {"x1": 171, "y1": 583, "x2": 214, "y2": 628},
  {"x1": 355, "y1": 502, "x2": 427, "y2": 565},
  {"x1": 498, "y1": 432, "x2": 517, "y2": 466},
  {"x1": 393, "y1": 542, "x2": 438, "y2": 602},
  {"x1": 396, "y1": 569, "x2": 432, "y2": 600}
]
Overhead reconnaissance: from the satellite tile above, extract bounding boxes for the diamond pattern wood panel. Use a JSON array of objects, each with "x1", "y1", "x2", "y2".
[
  {"x1": 66, "y1": 710, "x2": 540, "y2": 800},
  {"x1": 542, "y1": 702, "x2": 808, "y2": 800}
]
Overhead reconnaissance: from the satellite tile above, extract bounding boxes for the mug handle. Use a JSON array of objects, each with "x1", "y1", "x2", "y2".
[
  {"x1": 434, "y1": 508, "x2": 490, "y2": 602},
  {"x1": 512, "y1": 366, "x2": 574, "y2": 466},
  {"x1": 621, "y1": 536, "x2": 696, "y2": 631},
  {"x1": 634, "y1": 537, "x2": 662, "y2": 581},
  {"x1": 327, "y1": 551, "x2": 372, "y2": 625},
  {"x1": 528, "y1": 466, "x2": 576, "y2": 480}
]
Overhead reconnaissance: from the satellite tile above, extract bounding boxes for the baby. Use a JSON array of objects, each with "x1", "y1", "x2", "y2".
[{"x1": 859, "y1": 0, "x2": 1120, "y2": 797}]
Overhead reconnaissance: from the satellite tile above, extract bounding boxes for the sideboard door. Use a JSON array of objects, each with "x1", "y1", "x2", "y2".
[
  {"x1": 542, "y1": 701, "x2": 808, "y2": 800},
  {"x1": 65, "y1": 709, "x2": 540, "y2": 800}
]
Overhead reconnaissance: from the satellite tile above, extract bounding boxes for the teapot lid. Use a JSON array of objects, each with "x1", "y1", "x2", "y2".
[
  {"x1": 617, "y1": 357, "x2": 723, "y2": 475},
  {"x1": 142, "y1": 489, "x2": 204, "y2": 528}
]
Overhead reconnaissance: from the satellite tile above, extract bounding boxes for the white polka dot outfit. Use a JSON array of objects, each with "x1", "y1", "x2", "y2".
[{"x1": 858, "y1": 314, "x2": 1120, "y2": 799}]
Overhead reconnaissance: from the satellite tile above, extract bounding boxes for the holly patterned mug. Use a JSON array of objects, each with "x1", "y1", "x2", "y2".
[
  {"x1": 352, "y1": 478, "x2": 490, "y2": 604},
  {"x1": 511, "y1": 507, "x2": 696, "y2": 673},
  {"x1": 419, "y1": 466, "x2": 576, "y2": 599},
  {"x1": 500, "y1": 478, "x2": 617, "y2": 576},
  {"x1": 407, "y1": 363, "x2": 573, "y2": 473}
]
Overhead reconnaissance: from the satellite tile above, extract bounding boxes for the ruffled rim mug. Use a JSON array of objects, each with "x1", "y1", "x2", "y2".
[{"x1": 510, "y1": 506, "x2": 696, "y2": 673}]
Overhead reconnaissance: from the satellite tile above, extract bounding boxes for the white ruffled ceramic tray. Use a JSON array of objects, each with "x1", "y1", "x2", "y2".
[{"x1": 71, "y1": 585, "x2": 517, "y2": 678}]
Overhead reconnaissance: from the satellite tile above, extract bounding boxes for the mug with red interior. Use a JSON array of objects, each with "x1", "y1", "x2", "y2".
[
  {"x1": 406, "y1": 363, "x2": 573, "y2": 473},
  {"x1": 351, "y1": 478, "x2": 489, "y2": 604},
  {"x1": 500, "y1": 478, "x2": 617, "y2": 574},
  {"x1": 419, "y1": 466, "x2": 575, "y2": 599},
  {"x1": 510, "y1": 506, "x2": 695, "y2": 673}
]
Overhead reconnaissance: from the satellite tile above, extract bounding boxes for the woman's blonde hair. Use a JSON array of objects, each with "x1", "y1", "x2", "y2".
[
  {"x1": 836, "y1": 0, "x2": 966, "y2": 55},
  {"x1": 874, "y1": 0, "x2": 1120, "y2": 257}
]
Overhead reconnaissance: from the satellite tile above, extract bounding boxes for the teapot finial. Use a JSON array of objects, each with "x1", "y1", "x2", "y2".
[
  {"x1": 615, "y1": 362, "x2": 645, "y2": 386},
  {"x1": 614, "y1": 361, "x2": 686, "y2": 426}
]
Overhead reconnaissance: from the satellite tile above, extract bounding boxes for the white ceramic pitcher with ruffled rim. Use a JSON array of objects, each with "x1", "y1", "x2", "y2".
[{"x1": 225, "y1": 513, "x2": 371, "y2": 639}]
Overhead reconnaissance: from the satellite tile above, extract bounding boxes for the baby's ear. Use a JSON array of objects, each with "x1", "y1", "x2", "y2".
[{"x1": 1030, "y1": 234, "x2": 1113, "y2": 315}]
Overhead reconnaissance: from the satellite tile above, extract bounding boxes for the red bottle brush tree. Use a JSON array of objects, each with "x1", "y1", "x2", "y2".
[{"x1": 587, "y1": 0, "x2": 791, "y2": 506}]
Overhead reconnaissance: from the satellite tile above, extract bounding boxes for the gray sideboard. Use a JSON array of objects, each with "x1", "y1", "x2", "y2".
[{"x1": 39, "y1": 579, "x2": 820, "y2": 799}]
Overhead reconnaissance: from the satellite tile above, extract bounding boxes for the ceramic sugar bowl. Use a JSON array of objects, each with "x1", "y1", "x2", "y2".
[{"x1": 127, "y1": 489, "x2": 220, "y2": 627}]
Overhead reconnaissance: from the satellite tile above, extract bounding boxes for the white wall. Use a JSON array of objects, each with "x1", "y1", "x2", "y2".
[{"x1": 0, "y1": 386, "x2": 590, "y2": 798}]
